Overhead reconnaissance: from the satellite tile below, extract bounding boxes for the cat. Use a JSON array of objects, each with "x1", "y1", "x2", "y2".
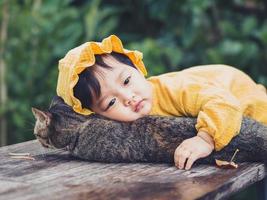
[{"x1": 32, "y1": 96, "x2": 267, "y2": 164}]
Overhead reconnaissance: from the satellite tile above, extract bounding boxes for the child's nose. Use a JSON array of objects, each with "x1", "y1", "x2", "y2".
[
  {"x1": 118, "y1": 88, "x2": 136, "y2": 106},
  {"x1": 124, "y1": 95, "x2": 136, "y2": 106}
]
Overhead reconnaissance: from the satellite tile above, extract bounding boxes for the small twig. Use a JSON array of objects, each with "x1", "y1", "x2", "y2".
[
  {"x1": 8, "y1": 152, "x2": 31, "y2": 156},
  {"x1": 230, "y1": 149, "x2": 239, "y2": 163},
  {"x1": 10, "y1": 156, "x2": 35, "y2": 160}
]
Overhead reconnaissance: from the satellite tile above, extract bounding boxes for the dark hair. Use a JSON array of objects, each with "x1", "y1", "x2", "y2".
[{"x1": 73, "y1": 52, "x2": 136, "y2": 110}]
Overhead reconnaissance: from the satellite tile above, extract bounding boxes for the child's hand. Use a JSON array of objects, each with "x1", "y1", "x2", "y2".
[{"x1": 174, "y1": 132, "x2": 214, "y2": 170}]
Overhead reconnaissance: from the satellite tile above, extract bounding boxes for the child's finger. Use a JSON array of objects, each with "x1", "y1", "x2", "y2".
[
  {"x1": 174, "y1": 147, "x2": 184, "y2": 168},
  {"x1": 174, "y1": 145, "x2": 182, "y2": 165},
  {"x1": 185, "y1": 154, "x2": 198, "y2": 170},
  {"x1": 178, "y1": 150, "x2": 191, "y2": 169}
]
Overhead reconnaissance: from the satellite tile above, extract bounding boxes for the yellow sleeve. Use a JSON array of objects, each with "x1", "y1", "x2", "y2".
[{"x1": 178, "y1": 83, "x2": 243, "y2": 151}]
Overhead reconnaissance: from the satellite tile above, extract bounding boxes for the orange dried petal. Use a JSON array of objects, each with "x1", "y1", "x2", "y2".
[{"x1": 215, "y1": 159, "x2": 238, "y2": 169}]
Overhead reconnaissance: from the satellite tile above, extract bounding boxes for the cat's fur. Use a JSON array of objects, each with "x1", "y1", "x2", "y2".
[{"x1": 32, "y1": 96, "x2": 267, "y2": 164}]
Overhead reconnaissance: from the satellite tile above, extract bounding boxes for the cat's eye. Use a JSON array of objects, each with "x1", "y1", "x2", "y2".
[
  {"x1": 106, "y1": 98, "x2": 116, "y2": 111},
  {"x1": 124, "y1": 76, "x2": 131, "y2": 85}
]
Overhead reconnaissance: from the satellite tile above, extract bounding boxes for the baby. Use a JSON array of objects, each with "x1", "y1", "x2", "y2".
[{"x1": 56, "y1": 35, "x2": 267, "y2": 170}]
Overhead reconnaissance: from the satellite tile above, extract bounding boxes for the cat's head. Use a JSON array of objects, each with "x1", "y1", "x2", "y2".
[{"x1": 32, "y1": 107, "x2": 54, "y2": 148}]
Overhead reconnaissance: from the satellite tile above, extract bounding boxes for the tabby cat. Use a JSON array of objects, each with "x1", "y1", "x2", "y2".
[{"x1": 32, "y1": 96, "x2": 267, "y2": 164}]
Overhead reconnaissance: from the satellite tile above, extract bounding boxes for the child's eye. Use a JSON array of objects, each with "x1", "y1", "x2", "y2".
[
  {"x1": 105, "y1": 98, "x2": 116, "y2": 111},
  {"x1": 124, "y1": 76, "x2": 131, "y2": 85}
]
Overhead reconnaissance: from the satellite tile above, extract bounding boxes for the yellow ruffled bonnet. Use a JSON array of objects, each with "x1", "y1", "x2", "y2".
[{"x1": 56, "y1": 35, "x2": 147, "y2": 115}]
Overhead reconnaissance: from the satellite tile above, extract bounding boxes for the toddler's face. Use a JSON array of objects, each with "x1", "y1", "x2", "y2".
[{"x1": 90, "y1": 56, "x2": 153, "y2": 122}]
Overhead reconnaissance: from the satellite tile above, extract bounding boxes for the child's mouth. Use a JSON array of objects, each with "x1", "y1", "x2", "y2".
[{"x1": 134, "y1": 100, "x2": 145, "y2": 112}]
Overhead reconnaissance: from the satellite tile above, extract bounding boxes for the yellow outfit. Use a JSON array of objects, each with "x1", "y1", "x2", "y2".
[
  {"x1": 148, "y1": 65, "x2": 267, "y2": 150},
  {"x1": 56, "y1": 34, "x2": 267, "y2": 151}
]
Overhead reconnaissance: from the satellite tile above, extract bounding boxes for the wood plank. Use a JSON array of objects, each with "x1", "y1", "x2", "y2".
[{"x1": 0, "y1": 140, "x2": 266, "y2": 200}]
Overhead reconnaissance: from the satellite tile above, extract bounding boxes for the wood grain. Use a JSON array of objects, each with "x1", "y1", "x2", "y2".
[{"x1": 0, "y1": 140, "x2": 266, "y2": 200}]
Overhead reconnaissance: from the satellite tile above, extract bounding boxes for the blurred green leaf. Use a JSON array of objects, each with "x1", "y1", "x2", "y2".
[{"x1": 242, "y1": 17, "x2": 258, "y2": 36}]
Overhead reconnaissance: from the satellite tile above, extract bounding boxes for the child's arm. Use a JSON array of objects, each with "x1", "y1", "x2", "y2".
[
  {"x1": 197, "y1": 131, "x2": 215, "y2": 147},
  {"x1": 174, "y1": 131, "x2": 214, "y2": 170},
  {"x1": 176, "y1": 83, "x2": 243, "y2": 151}
]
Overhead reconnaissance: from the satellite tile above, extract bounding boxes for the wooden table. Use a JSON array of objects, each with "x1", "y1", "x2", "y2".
[{"x1": 0, "y1": 140, "x2": 266, "y2": 200}]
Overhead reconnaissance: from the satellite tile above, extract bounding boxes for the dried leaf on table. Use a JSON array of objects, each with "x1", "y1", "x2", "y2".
[
  {"x1": 215, "y1": 159, "x2": 238, "y2": 169},
  {"x1": 215, "y1": 149, "x2": 239, "y2": 169}
]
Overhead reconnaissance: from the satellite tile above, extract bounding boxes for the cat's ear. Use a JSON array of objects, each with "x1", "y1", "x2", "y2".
[{"x1": 32, "y1": 107, "x2": 52, "y2": 126}]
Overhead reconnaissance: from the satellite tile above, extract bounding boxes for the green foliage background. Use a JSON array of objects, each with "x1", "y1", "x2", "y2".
[
  {"x1": 1, "y1": 1, "x2": 267, "y2": 198},
  {"x1": 1, "y1": 0, "x2": 267, "y2": 145}
]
